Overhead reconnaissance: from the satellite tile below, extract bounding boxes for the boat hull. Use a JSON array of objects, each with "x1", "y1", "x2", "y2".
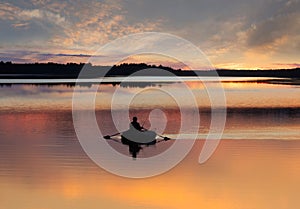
[{"x1": 121, "y1": 129, "x2": 156, "y2": 145}]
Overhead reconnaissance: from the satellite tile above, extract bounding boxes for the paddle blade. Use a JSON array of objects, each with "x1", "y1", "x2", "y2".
[
  {"x1": 164, "y1": 137, "x2": 171, "y2": 141},
  {"x1": 104, "y1": 135, "x2": 111, "y2": 139}
]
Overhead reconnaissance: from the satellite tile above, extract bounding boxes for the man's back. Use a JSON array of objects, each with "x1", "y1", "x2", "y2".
[{"x1": 130, "y1": 121, "x2": 142, "y2": 131}]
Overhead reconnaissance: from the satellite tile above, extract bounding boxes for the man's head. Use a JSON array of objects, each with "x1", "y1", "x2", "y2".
[{"x1": 133, "y1": 116, "x2": 137, "y2": 122}]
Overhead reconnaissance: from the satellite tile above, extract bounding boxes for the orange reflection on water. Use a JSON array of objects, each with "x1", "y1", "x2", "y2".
[
  {"x1": 2, "y1": 140, "x2": 300, "y2": 209},
  {"x1": 0, "y1": 80, "x2": 300, "y2": 208}
]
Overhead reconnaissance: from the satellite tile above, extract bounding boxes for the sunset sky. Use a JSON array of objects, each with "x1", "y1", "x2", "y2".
[{"x1": 0, "y1": 0, "x2": 299, "y2": 69}]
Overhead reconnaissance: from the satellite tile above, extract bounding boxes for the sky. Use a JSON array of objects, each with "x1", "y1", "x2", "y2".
[{"x1": 0, "y1": 0, "x2": 299, "y2": 69}]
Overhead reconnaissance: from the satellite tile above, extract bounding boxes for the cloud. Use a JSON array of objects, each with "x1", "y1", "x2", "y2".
[
  {"x1": 0, "y1": 0, "x2": 160, "y2": 52},
  {"x1": 0, "y1": 2, "x2": 20, "y2": 21},
  {"x1": 18, "y1": 9, "x2": 66, "y2": 24},
  {"x1": 0, "y1": 2, "x2": 66, "y2": 25},
  {"x1": 246, "y1": 13, "x2": 300, "y2": 49},
  {"x1": 244, "y1": 0, "x2": 300, "y2": 50},
  {"x1": 0, "y1": 50, "x2": 106, "y2": 63},
  {"x1": 12, "y1": 22, "x2": 29, "y2": 28},
  {"x1": 55, "y1": 0, "x2": 160, "y2": 49},
  {"x1": 0, "y1": 0, "x2": 299, "y2": 69},
  {"x1": 273, "y1": 63, "x2": 300, "y2": 68}
]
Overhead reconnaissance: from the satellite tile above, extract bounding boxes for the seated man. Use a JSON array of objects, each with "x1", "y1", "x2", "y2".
[{"x1": 130, "y1": 116, "x2": 144, "y2": 131}]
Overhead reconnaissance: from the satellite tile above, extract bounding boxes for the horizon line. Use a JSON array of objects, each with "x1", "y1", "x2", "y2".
[{"x1": 1, "y1": 61, "x2": 300, "y2": 71}]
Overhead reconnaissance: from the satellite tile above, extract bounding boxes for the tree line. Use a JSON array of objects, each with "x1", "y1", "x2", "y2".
[{"x1": 0, "y1": 61, "x2": 299, "y2": 78}]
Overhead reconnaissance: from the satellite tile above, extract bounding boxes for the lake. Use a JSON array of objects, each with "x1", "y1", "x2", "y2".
[{"x1": 0, "y1": 77, "x2": 300, "y2": 208}]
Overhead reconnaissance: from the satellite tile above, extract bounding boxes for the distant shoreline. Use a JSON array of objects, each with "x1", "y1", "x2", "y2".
[{"x1": 0, "y1": 62, "x2": 299, "y2": 79}]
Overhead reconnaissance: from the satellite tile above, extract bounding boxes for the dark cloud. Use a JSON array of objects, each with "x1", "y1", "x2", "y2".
[
  {"x1": 246, "y1": 5, "x2": 300, "y2": 48},
  {"x1": 42, "y1": 53, "x2": 92, "y2": 58},
  {"x1": 274, "y1": 63, "x2": 300, "y2": 68},
  {"x1": 0, "y1": 20, "x2": 52, "y2": 45},
  {"x1": 0, "y1": 51, "x2": 102, "y2": 63},
  {"x1": 0, "y1": 56, "x2": 29, "y2": 63},
  {"x1": 0, "y1": 0, "x2": 299, "y2": 68}
]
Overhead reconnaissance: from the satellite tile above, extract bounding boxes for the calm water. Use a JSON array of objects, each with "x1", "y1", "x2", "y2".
[{"x1": 0, "y1": 77, "x2": 300, "y2": 208}]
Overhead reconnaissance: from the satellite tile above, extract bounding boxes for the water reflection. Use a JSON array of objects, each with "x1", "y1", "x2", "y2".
[
  {"x1": 1, "y1": 77, "x2": 300, "y2": 112},
  {"x1": 0, "y1": 78, "x2": 300, "y2": 208},
  {"x1": 0, "y1": 108, "x2": 300, "y2": 209},
  {"x1": 0, "y1": 81, "x2": 173, "y2": 88}
]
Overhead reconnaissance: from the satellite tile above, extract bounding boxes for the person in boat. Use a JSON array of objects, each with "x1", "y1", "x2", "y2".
[{"x1": 130, "y1": 116, "x2": 144, "y2": 132}]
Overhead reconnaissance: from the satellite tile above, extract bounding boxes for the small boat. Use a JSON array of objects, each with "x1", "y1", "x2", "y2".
[
  {"x1": 121, "y1": 129, "x2": 157, "y2": 145},
  {"x1": 104, "y1": 129, "x2": 171, "y2": 158}
]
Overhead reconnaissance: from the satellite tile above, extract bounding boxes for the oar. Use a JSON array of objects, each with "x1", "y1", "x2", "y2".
[
  {"x1": 143, "y1": 126, "x2": 171, "y2": 141},
  {"x1": 156, "y1": 133, "x2": 171, "y2": 141},
  {"x1": 156, "y1": 137, "x2": 172, "y2": 144},
  {"x1": 104, "y1": 132, "x2": 121, "y2": 139}
]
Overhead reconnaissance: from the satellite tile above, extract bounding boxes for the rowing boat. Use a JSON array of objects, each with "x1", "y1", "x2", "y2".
[{"x1": 121, "y1": 129, "x2": 157, "y2": 145}]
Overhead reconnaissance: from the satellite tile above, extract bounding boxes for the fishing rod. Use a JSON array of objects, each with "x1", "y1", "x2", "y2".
[{"x1": 141, "y1": 117, "x2": 147, "y2": 129}]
